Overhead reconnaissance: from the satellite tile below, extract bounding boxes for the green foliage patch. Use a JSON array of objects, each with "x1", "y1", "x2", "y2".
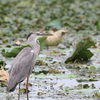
[
  {"x1": 0, "y1": 0, "x2": 100, "y2": 42},
  {"x1": 65, "y1": 38, "x2": 96, "y2": 62}
]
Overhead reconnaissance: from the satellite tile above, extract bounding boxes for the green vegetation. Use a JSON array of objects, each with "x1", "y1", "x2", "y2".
[
  {"x1": 0, "y1": 0, "x2": 100, "y2": 100},
  {"x1": 65, "y1": 38, "x2": 96, "y2": 62},
  {"x1": 0, "y1": 0, "x2": 100, "y2": 41}
]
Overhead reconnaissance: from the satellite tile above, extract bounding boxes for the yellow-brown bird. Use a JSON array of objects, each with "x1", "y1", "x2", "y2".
[{"x1": 46, "y1": 30, "x2": 68, "y2": 46}]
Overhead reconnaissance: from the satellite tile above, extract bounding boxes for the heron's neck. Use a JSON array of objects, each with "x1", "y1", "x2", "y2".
[{"x1": 28, "y1": 38, "x2": 40, "y2": 56}]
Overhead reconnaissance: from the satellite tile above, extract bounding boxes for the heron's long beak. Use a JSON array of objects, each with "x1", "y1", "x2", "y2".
[{"x1": 39, "y1": 33, "x2": 53, "y2": 36}]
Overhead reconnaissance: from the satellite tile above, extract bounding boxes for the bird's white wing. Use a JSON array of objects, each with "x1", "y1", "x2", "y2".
[{"x1": 7, "y1": 47, "x2": 36, "y2": 92}]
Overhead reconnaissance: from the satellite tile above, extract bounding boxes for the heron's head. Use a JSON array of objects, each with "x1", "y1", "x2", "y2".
[{"x1": 27, "y1": 31, "x2": 53, "y2": 40}]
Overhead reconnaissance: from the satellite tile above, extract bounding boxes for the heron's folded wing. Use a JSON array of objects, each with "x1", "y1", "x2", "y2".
[
  {"x1": 9, "y1": 47, "x2": 35, "y2": 81},
  {"x1": 7, "y1": 47, "x2": 36, "y2": 92}
]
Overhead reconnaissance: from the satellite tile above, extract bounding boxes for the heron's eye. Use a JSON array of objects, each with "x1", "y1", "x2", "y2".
[{"x1": 36, "y1": 32, "x2": 41, "y2": 35}]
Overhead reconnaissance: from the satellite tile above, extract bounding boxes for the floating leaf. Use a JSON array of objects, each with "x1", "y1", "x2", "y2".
[
  {"x1": 46, "y1": 19, "x2": 62, "y2": 29},
  {"x1": 20, "y1": 88, "x2": 30, "y2": 94},
  {"x1": 2, "y1": 37, "x2": 47, "y2": 57},
  {"x1": 71, "y1": 89, "x2": 99, "y2": 94},
  {"x1": 89, "y1": 66, "x2": 96, "y2": 73},
  {"x1": 83, "y1": 84, "x2": 90, "y2": 89},
  {"x1": 65, "y1": 38, "x2": 96, "y2": 63},
  {"x1": 23, "y1": 83, "x2": 32, "y2": 86},
  {"x1": 18, "y1": 1, "x2": 31, "y2": 7},
  {"x1": 38, "y1": 37, "x2": 47, "y2": 48},
  {"x1": 2, "y1": 45, "x2": 30, "y2": 57},
  {"x1": 0, "y1": 61, "x2": 6, "y2": 67},
  {"x1": 32, "y1": 73, "x2": 77, "y2": 79},
  {"x1": 98, "y1": 20, "x2": 100, "y2": 31}
]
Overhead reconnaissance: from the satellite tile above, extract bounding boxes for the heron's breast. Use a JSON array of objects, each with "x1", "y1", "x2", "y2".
[{"x1": 31, "y1": 50, "x2": 34, "y2": 52}]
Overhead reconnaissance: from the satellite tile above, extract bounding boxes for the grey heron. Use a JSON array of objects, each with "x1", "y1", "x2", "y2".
[{"x1": 6, "y1": 31, "x2": 53, "y2": 100}]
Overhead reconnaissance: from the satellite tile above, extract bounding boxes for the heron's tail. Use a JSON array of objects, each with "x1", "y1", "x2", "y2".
[{"x1": 6, "y1": 83, "x2": 17, "y2": 92}]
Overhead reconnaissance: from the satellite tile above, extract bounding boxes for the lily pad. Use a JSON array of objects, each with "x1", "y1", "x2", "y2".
[
  {"x1": 70, "y1": 88, "x2": 99, "y2": 94},
  {"x1": 0, "y1": 61, "x2": 6, "y2": 67},
  {"x1": 98, "y1": 20, "x2": 100, "y2": 31},
  {"x1": 2, "y1": 37, "x2": 47, "y2": 57},
  {"x1": 46, "y1": 19, "x2": 62, "y2": 29},
  {"x1": 38, "y1": 37, "x2": 47, "y2": 48},
  {"x1": 32, "y1": 73, "x2": 77, "y2": 79},
  {"x1": 65, "y1": 38, "x2": 96, "y2": 63},
  {"x1": 2, "y1": 45, "x2": 30, "y2": 57}
]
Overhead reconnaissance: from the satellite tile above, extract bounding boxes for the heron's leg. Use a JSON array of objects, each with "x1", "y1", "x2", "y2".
[
  {"x1": 26, "y1": 76, "x2": 29, "y2": 100},
  {"x1": 18, "y1": 83, "x2": 20, "y2": 100}
]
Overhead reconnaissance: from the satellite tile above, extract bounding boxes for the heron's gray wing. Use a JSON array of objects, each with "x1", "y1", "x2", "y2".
[
  {"x1": 9, "y1": 47, "x2": 34, "y2": 74},
  {"x1": 7, "y1": 47, "x2": 36, "y2": 92}
]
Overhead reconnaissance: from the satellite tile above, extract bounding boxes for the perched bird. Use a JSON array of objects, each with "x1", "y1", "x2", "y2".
[
  {"x1": 6, "y1": 31, "x2": 53, "y2": 100},
  {"x1": 46, "y1": 30, "x2": 68, "y2": 46}
]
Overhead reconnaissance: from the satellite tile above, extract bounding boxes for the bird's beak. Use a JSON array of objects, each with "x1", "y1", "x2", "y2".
[{"x1": 38, "y1": 33, "x2": 53, "y2": 36}]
